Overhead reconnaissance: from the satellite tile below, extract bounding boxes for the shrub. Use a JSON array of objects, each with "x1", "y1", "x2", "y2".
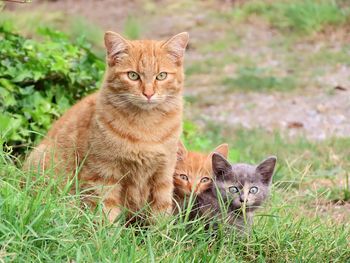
[{"x1": 0, "y1": 23, "x2": 105, "y2": 154}]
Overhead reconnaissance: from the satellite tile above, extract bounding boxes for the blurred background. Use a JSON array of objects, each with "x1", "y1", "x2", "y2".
[{"x1": 1, "y1": 0, "x2": 350, "y2": 222}]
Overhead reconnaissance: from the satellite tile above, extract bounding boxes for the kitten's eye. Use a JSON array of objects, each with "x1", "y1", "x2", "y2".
[
  {"x1": 200, "y1": 177, "x2": 211, "y2": 183},
  {"x1": 249, "y1": 186, "x2": 258, "y2": 194},
  {"x1": 179, "y1": 174, "x2": 188, "y2": 181},
  {"x1": 127, "y1": 71, "x2": 140, "y2": 81},
  {"x1": 229, "y1": 186, "x2": 239, "y2": 194},
  {"x1": 156, "y1": 72, "x2": 167, "y2": 81}
]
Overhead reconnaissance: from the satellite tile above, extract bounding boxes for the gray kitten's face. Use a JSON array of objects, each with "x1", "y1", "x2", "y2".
[{"x1": 212, "y1": 154, "x2": 277, "y2": 212}]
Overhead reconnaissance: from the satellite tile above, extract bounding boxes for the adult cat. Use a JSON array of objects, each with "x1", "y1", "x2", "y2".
[{"x1": 25, "y1": 31, "x2": 189, "y2": 222}]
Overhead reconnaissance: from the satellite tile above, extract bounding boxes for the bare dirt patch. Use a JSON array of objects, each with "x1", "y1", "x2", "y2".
[{"x1": 200, "y1": 88, "x2": 350, "y2": 140}]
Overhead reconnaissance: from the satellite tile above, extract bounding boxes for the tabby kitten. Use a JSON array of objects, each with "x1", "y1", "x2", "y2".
[
  {"x1": 173, "y1": 141, "x2": 228, "y2": 210},
  {"x1": 192, "y1": 153, "x2": 277, "y2": 231},
  {"x1": 25, "y1": 31, "x2": 189, "y2": 222}
]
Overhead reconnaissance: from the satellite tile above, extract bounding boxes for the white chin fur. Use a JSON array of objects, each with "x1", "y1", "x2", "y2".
[{"x1": 134, "y1": 101, "x2": 160, "y2": 110}]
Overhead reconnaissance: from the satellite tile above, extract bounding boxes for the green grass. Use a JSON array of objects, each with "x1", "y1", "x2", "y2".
[
  {"x1": 0, "y1": 10, "x2": 105, "y2": 57},
  {"x1": 185, "y1": 58, "x2": 220, "y2": 76},
  {"x1": 1, "y1": 127, "x2": 350, "y2": 261},
  {"x1": 231, "y1": 0, "x2": 350, "y2": 35},
  {"x1": 183, "y1": 123, "x2": 350, "y2": 186},
  {"x1": 123, "y1": 16, "x2": 141, "y2": 40},
  {"x1": 0, "y1": 9, "x2": 143, "y2": 54},
  {"x1": 290, "y1": 47, "x2": 350, "y2": 75},
  {"x1": 198, "y1": 33, "x2": 241, "y2": 53},
  {"x1": 223, "y1": 67, "x2": 296, "y2": 92}
]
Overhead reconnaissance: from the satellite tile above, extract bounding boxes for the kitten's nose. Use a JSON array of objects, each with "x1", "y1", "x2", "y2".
[
  {"x1": 194, "y1": 186, "x2": 200, "y2": 194},
  {"x1": 239, "y1": 196, "x2": 245, "y2": 203},
  {"x1": 142, "y1": 91, "x2": 154, "y2": 100}
]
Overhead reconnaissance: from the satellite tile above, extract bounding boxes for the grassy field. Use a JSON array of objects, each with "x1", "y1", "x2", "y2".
[
  {"x1": 1, "y1": 127, "x2": 350, "y2": 262},
  {"x1": 1, "y1": 0, "x2": 350, "y2": 262}
]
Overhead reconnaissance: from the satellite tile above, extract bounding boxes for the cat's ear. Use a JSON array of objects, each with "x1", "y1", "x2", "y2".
[
  {"x1": 256, "y1": 156, "x2": 277, "y2": 184},
  {"x1": 104, "y1": 31, "x2": 129, "y2": 66},
  {"x1": 177, "y1": 141, "x2": 188, "y2": 161},
  {"x1": 212, "y1": 153, "x2": 231, "y2": 180},
  {"x1": 212, "y1": 143, "x2": 229, "y2": 158},
  {"x1": 162, "y1": 32, "x2": 189, "y2": 63}
]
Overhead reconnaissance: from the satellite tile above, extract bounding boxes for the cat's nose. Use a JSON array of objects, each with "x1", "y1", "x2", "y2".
[
  {"x1": 142, "y1": 91, "x2": 154, "y2": 100},
  {"x1": 239, "y1": 196, "x2": 245, "y2": 203},
  {"x1": 194, "y1": 185, "x2": 200, "y2": 193}
]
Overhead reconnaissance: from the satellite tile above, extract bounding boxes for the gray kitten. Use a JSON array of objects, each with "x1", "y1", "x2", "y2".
[{"x1": 191, "y1": 153, "x2": 277, "y2": 232}]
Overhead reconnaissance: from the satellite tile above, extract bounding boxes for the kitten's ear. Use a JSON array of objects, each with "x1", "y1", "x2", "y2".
[
  {"x1": 256, "y1": 156, "x2": 277, "y2": 184},
  {"x1": 212, "y1": 153, "x2": 231, "y2": 180},
  {"x1": 177, "y1": 141, "x2": 188, "y2": 161},
  {"x1": 212, "y1": 143, "x2": 229, "y2": 158},
  {"x1": 162, "y1": 32, "x2": 189, "y2": 63},
  {"x1": 104, "y1": 31, "x2": 129, "y2": 66}
]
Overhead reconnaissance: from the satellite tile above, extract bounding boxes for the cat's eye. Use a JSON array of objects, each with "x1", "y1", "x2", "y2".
[
  {"x1": 156, "y1": 72, "x2": 167, "y2": 81},
  {"x1": 229, "y1": 186, "x2": 239, "y2": 194},
  {"x1": 179, "y1": 174, "x2": 188, "y2": 181},
  {"x1": 249, "y1": 186, "x2": 258, "y2": 194},
  {"x1": 200, "y1": 177, "x2": 211, "y2": 183},
  {"x1": 128, "y1": 71, "x2": 140, "y2": 81}
]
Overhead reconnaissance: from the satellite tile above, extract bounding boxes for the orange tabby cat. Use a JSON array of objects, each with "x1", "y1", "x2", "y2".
[
  {"x1": 173, "y1": 141, "x2": 228, "y2": 209},
  {"x1": 25, "y1": 31, "x2": 189, "y2": 222}
]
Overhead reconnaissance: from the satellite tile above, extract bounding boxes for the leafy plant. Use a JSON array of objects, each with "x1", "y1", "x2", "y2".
[{"x1": 0, "y1": 23, "x2": 104, "y2": 153}]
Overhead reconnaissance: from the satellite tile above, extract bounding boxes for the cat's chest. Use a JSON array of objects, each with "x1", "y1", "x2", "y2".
[
  {"x1": 123, "y1": 149, "x2": 166, "y2": 171},
  {"x1": 89, "y1": 114, "x2": 177, "y2": 178},
  {"x1": 94, "y1": 108, "x2": 181, "y2": 147},
  {"x1": 88, "y1": 146, "x2": 169, "y2": 179}
]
